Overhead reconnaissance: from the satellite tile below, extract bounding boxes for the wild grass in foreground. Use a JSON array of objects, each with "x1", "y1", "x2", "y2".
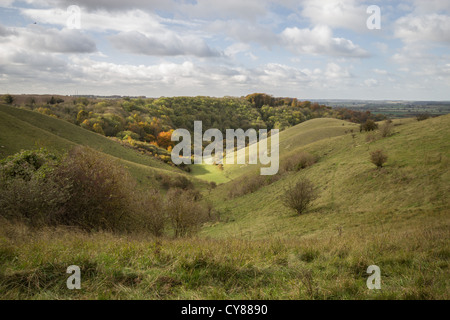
[{"x1": 0, "y1": 219, "x2": 448, "y2": 300}]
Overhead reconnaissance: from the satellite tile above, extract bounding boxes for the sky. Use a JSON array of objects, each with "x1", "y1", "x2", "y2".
[{"x1": 0, "y1": 0, "x2": 449, "y2": 100}]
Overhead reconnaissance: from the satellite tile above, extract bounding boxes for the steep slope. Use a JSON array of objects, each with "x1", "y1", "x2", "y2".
[
  {"x1": 0, "y1": 104, "x2": 191, "y2": 187},
  {"x1": 204, "y1": 115, "x2": 450, "y2": 239}
]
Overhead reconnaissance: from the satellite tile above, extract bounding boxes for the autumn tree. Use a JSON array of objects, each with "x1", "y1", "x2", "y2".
[
  {"x1": 157, "y1": 130, "x2": 174, "y2": 149},
  {"x1": 77, "y1": 110, "x2": 89, "y2": 124},
  {"x1": 93, "y1": 123, "x2": 105, "y2": 135}
]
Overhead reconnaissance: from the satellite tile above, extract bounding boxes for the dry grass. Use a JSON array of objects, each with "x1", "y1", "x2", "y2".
[{"x1": 0, "y1": 219, "x2": 448, "y2": 299}]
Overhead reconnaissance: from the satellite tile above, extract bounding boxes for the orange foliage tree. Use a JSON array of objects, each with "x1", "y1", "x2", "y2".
[{"x1": 157, "y1": 130, "x2": 174, "y2": 149}]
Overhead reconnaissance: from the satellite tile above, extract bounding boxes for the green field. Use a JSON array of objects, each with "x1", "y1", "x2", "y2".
[{"x1": 0, "y1": 105, "x2": 449, "y2": 299}]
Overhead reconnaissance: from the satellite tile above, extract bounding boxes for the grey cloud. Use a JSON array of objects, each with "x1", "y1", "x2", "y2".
[
  {"x1": 25, "y1": 27, "x2": 97, "y2": 53},
  {"x1": 27, "y1": 0, "x2": 175, "y2": 12},
  {"x1": 0, "y1": 50, "x2": 70, "y2": 82},
  {"x1": 209, "y1": 20, "x2": 279, "y2": 48},
  {"x1": 0, "y1": 23, "x2": 17, "y2": 37},
  {"x1": 109, "y1": 30, "x2": 220, "y2": 57},
  {"x1": 25, "y1": 0, "x2": 270, "y2": 20}
]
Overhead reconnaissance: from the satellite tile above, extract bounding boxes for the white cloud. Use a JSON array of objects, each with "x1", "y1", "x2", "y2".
[
  {"x1": 281, "y1": 25, "x2": 369, "y2": 57},
  {"x1": 395, "y1": 13, "x2": 450, "y2": 44},
  {"x1": 20, "y1": 8, "x2": 164, "y2": 33},
  {"x1": 20, "y1": 8, "x2": 220, "y2": 58},
  {"x1": 0, "y1": 0, "x2": 449, "y2": 99},
  {"x1": 300, "y1": 0, "x2": 369, "y2": 32},
  {"x1": 364, "y1": 78, "x2": 378, "y2": 87},
  {"x1": 373, "y1": 69, "x2": 388, "y2": 75}
]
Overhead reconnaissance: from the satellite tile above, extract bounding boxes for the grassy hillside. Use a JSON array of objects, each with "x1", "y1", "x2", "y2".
[
  {"x1": 0, "y1": 110, "x2": 448, "y2": 300},
  {"x1": 221, "y1": 118, "x2": 360, "y2": 180},
  {"x1": 204, "y1": 115, "x2": 449, "y2": 239},
  {"x1": 0, "y1": 104, "x2": 200, "y2": 187}
]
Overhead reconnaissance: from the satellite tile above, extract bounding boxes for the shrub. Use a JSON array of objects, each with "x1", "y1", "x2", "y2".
[
  {"x1": 3, "y1": 94, "x2": 14, "y2": 104},
  {"x1": 228, "y1": 174, "x2": 266, "y2": 198},
  {"x1": 228, "y1": 172, "x2": 282, "y2": 199},
  {"x1": 370, "y1": 149, "x2": 388, "y2": 168},
  {"x1": 51, "y1": 146, "x2": 137, "y2": 231},
  {"x1": 379, "y1": 120, "x2": 394, "y2": 138},
  {"x1": 0, "y1": 172, "x2": 67, "y2": 227},
  {"x1": 0, "y1": 149, "x2": 64, "y2": 226},
  {"x1": 158, "y1": 173, "x2": 193, "y2": 190},
  {"x1": 360, "y1": 120, "x2": 378, "y2": 132},
  {"x1": 416, "y1": 114, "x2": 430, "y2": 121},
  {"x1": 365, "y1": 133, "x2": 377, "y2": 143},
  {"x1": 281, "y1": 151, "x2": 316, "y2": 172},
  {"x1": 0, "y1": 149, "x2": 58, "y2": 181},
  {"x1": 136, "y1": 189, "x2": 166, "y2": 237},
  {"x1": 281, "y1": 178, "x2": 318, "y2": 215},
  {"x1": 165, "y1": 188, "x2": 209, "y2": 237}
]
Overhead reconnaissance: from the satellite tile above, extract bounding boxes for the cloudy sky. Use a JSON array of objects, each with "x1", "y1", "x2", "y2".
[{"x1": 0, "y1": 0, "x2": 449, "y2": 100}]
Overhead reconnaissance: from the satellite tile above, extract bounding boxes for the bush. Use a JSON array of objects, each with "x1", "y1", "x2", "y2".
[
  {"x1": 228, "y1": 172, "x2": 282, "y2": 199},
  {"x1": 416, "y1": 114, "x2": 430, "y2": 121},
  {"x1": 136, "y1": 189, "x2": 166, "y2": 237},
  {"x1": 158, "y1": 173, "x2": 193, "y2": 190},
  {"x1": 365, "y1": 133, "x2": 377, "y2": 143},
  {"x1": 379, "y1": 120, "x2": 394, "y2": 138},
  {"x1": 0, "y1": 172, "x2": 67, "y2": 227},
  {"x1": 228, "y1": 174, "x2": 266, "y2": 198},
  {"x1": 0, "y1": 148, "x2": 58, "y2": 181},
  {"x1": 51, "y1": 146, "x2": 137, "y2": 231},
  {"x1": 281, "y1": 178, "x2": 318, "y2": 215},
  {"x1": 281, "y1": 151, "x2": 317, "y2": 172},
  {"x1": 370, "y1": 149, "x2": 388, "y2": 168},
  {"x1": 3, "y1": 94, "x2": 14, "y2": 104},
  {"x1": 165, "y1": 188, "x2": 209, "y2": 237},
  {"x1": 0, "y1": 149, "x2": 65, "y2": 226},
  {"x1": 360, "y1": 120, "x2": 378, "y2": 132},
  {"x1": 0, "y1": 147, "x2": 212, "y2": 237}
]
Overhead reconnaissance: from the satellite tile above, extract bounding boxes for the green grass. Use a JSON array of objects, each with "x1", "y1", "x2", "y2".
[
  {"x1": 203, "y1": 115, "x2": 450, "y2": 239},
  {"x1": 0, "y1": 221, "x2": 447, "y2": 299},
  {"x1": 189, "y1": 164, "x2": 231, "y2": 184},
  {"x1": 0, "y1": 104, "x2": 208, "y2": 188},
  {"x1": 0, "y1": 109, "x2": 449, "y2": 300}
]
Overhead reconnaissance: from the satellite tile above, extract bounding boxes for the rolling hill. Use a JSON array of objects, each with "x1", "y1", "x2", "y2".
[
  {"x1": 0, "y1": 104, "x2": 196, "y2": 187},
  {"x1": 203, "y1": 115, "x2": 449, "y2": 239},
  {"x1": 0, "y1": 104, "x2": 449, "y2": 300}
]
